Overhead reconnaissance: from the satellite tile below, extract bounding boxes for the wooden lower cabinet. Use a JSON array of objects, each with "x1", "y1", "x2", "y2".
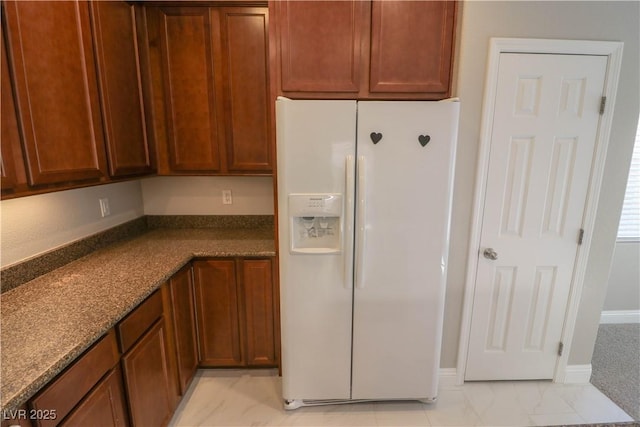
[
  {"x1": 19, "y1": 258, "x2": 277, "y2": 427},
  {"x1": 60, "y1": 367, "x2": 128, "y2": 427},
  {"x1": 241, "y1": 259, "x2": 276, "y2": 366},
  {"x1": 194, "y1": 258, "x2": 277, "y2": 368},
  {"x1": 168, "y1": 265, "x2": 198, "y2": 394},
  {"x1": 121, "y1": 319, "x2": 174, "y2": 427},
  {"x1": 194, "y1": 259, "x2": 243, "y2": 366},
  {"x1": 30, "y1": 331, "x2": 120, "y2": 427}
]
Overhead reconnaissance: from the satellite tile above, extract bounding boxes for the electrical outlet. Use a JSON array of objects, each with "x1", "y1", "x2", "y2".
[
  {"x1": 222, "y1": 190, "x2": 233, "y2": 205},
  {"x1": 99, "y1": 198, "x2": 110, "y2": 217}
]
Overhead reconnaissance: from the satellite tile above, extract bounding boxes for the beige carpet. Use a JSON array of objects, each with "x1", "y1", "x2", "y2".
[{"x1": 590, "y1": 324, "x2": 640, "y2": 421}]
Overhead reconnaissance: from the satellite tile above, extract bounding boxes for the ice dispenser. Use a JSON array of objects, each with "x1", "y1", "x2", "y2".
[{"x1": 289, "y1": 194, "x2": 342, "y2": 254}]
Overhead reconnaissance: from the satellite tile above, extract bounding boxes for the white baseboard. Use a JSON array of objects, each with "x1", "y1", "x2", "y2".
[
  {"x1": 439, "y1": 368, "x2": 459, "y2": 387},
  {"x1": 563, "y1": 364, "x2": 592, "y2": 384},
  {"x1": 600, "y1": 310, "x2": 640, "y2": 324}
]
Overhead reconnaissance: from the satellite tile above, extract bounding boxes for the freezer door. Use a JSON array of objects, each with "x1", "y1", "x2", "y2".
[
  {"x1": 351, "y1": 101, "x2": 460, "y2": 399},
  {"x1": 276, "y1": 98, "x2": 357, "y2": 400}
]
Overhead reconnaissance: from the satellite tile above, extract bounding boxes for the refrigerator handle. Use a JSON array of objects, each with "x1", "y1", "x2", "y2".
[
  {"x1": 344, "y1": 155, "x2": 355, "y2": 289},
  {"x1": 355, "y1": 155, "x2": 366, "y2": 289}
]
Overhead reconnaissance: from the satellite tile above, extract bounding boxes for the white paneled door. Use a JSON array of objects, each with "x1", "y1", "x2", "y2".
[{"x1": 465, "y1": 53, "x2": 607, "y2": 380}]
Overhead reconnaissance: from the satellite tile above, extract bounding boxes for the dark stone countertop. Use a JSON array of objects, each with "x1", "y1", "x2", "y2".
[{"x1": 0, "y1": 227, "x2": 275, "y2": 411}]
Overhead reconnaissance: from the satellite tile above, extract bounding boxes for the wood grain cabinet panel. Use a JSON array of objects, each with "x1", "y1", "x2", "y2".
[
  {"x1": 168, "y1": 265, "x2": 198, "y2": 394},
  {"x1": 3, "y1": 1, "x2": 108, "y2": 185},
  {"x1": 121, "y1": 320, "x2": 174, "y2": 427},
  {"x1": 194, "y1": 260, "x2": 243, "y2": 366},
  {"x1": 31, "y1": 330, "x2": 120, "y2": 427},
  {"x1": 219, "y1": 8, "x2": 272, "y2": 172},
  {"x1": 241, "y1": 259, "x2": 276, "y2": 366},
  {"x1": 1, "y1": 25, "x2": 20, "y2": 192},
  {"x1": 369, "y1": 1, "x2": 456, "y2": 96},
  {"x1": 193, "y1": 258, "x2": 278, "y2": 368},
  {"x1": 117, "y1": 290, "x2": 163, "y2": 354},
  {"x1": 153, "y1": 7, "x2": 223, "y2": 172},
  {"x1": 275, "y1": 1, "x2": 366, "y2": 93},
  {"x1": 273, "y1": 0, "x2": 457, "y2": 99},
  {"x1": 60, "y1": 366, "x2": 128, "y2": 427},
  {"x1": 90, "y1": 1, "x2": 154, "y2": 177},
  {"x1": 145, "y1": 5, "x2": 272, "y2": 175}
]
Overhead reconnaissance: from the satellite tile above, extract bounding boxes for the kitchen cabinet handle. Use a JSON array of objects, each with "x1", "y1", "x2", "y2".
[
  {"x1": 344, "y1": 155, "x2": 355, "y2": 289},
  {"x1": 355, "y1": 155, "x2": 366, "y2": 289}
]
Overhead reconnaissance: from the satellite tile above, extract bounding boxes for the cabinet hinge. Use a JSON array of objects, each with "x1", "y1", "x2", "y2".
[
  {"x1": 599, "y1": 96, "x2": 606, "y2": 115},
  {"x1": 558, "y1": 342, "x2": 564, "y2": 356},
  {"x1": 578, "y1": 228, "x2": 585, "y2": 245}
]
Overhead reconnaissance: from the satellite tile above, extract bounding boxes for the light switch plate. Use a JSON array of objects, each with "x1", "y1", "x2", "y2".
[
  {"x1": 222, "y1": 190, "x2": 233, "y2": 205},
  {"x1": 99, "y1": 198, "x2": 110, "y2": 217}
]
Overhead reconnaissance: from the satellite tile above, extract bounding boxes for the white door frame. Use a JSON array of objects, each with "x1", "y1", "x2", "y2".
[{"x1": 456, "y1": 38, "x2": 624, "y2": 384}]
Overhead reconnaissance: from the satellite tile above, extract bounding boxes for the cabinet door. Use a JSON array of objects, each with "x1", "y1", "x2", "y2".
[
  {"x1": 1, "y1": 24, "x2": 19, "y2": 192},
  {"x1": 121, "y1": 320, "x2": 173, "y2": 427},
  {"x1": 169, "y1": 265, "x2": 198, "y2": 394},
  {"x1": 154, "y1": 7, "x2": 223, "y2": 172},
  {"x1": 240, "y1": 259, "x2": 276, "y2": 366},
  {"x1": 218, "y1": 8, "x2": 272, "y2": 172},
  {"x1": 369, "y1": 1, "x2": 456, "y2": 97},
  {"x1": 90, "y1": 1, "x2": 154, "y2": 177},
  {"x1": 275, "y1": 1, "x2": 367, "y2": 94},
  {"x1": 193, "y1": 260, "x2": 243, "y2": 366},
  {"x1": 60, "y1": 367, "x2": 128, "y2": 427},
  {"x1": 3, "y1": 1, "x2": 108, "y2": 185}
]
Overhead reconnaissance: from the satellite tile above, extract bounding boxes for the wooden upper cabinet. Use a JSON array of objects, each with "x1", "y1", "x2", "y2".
[
  {"x1": 1, "y1": 25, "x2": 20, "y2": 192},
  {"x1": 151, "y1": 7, "x2": 223, "y2": 173},
  {"x1": 3, "y1": 1, "x2": 108, "y2": 185},
  {"x1": 275, "y1": 1, "x2": 367, "y2": 93},
  {"x1": 219, "y1": 8, "x2": 272, "y2": 172},
  {"x1": 273, "y1": 0, "x2": 457, "y2": 99},
  {"x1": 90, "y1": 1, "x2": 154, "y2": 177},
  {"x1": 369, "y1": 1, "x2": 456, "y2": 96},
  {"x1": 145, "y1": 5, "x2": 272, "y2": 175}
]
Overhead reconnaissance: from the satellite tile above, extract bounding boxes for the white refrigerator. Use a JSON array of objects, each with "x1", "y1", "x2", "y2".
[{"x1": 276, "y1": 97, "x2": 460, "y2": 409}]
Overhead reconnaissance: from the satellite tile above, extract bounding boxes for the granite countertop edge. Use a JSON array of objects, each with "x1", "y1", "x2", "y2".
[{"x1": 0, "y1": 227, "x2": 276, "y2": 412}]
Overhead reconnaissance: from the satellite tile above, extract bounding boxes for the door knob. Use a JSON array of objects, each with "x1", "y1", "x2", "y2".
[{"x1": 483, "y1": 248, "x2": 498, "y2": 260}]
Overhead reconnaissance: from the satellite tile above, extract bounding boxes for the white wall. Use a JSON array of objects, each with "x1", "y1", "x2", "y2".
[
  {"x1": 0, "y1": 181, "x2": 144, "y2": 268},
  {"x1": 603, "y1": 242, "x2": 640, "y2": 311},
  {"x1": 444, "y1": 0, "x2": 639, "y2": 368},
  {"x1": 140, "y1": 176, "x2": 274, "y2": 215}
]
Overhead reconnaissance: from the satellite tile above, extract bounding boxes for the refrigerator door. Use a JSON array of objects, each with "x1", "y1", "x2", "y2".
[
  {"x1": 351, "y1": 101, "x2": 460, "y2": 399},
  {"x1": 276, "y1": 98, "x2": 357, "y2": 400}
]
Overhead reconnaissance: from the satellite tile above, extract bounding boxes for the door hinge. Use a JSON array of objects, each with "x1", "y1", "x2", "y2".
[
  {"x1": 558, "y1": 342, "x2": 564, "y2": 356},
  {"x1": 599, "y1": 96, "x2": 606, "y2": 115},
  {"x1": 578, "y1": 228, "x2": 585, "y2": 245}
]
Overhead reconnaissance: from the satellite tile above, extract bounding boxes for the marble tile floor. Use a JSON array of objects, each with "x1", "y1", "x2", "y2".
[{"x1": 169, "y1": 369, "x2": 634, "y2": 427}]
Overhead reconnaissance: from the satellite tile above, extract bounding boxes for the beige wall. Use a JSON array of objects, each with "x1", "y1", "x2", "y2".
[
  {"x1": 604, "y1": 242, "x2": 640, "y2": 311},
  {"x1": 443, "y1": 0, "x2": 640, "y2": 368},
  {"x1": 0, "y1": 181, "x2": 144, "y2": 268},
  {"x1": 140, "y1": 176, "x2": 274, "y2": 215},
  {"x1": 0, "y1": 176, "x2": 274, "y2": 268}
]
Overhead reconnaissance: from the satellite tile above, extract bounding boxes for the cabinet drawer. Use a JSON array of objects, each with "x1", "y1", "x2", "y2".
[
  {"x1": 30, "y1": 330, "x2": 119, "y2": 427},
  {"x1": 59, "y1": 366, "x2": 128, "y2": 427},
  {"x1": 117, "y1": 290, "x2": 163, "y2": 353}
]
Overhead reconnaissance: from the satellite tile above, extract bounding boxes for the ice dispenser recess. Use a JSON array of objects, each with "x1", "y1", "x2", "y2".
[{"x1": 289, "y1": 194, "x2": 342, "y2": 254}]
